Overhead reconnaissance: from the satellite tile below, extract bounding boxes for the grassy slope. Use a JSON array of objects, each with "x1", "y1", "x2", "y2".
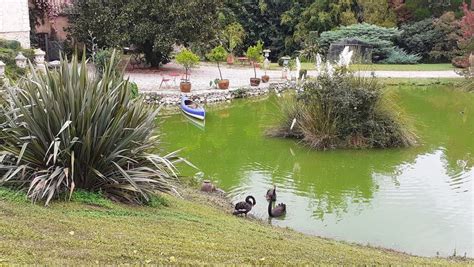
[
  {"x1": 0, "y1": 188, "x2": 470, "y2": 265},
  {"x1": 269, "y1": 62, "x2": 454, "y2": 71}
]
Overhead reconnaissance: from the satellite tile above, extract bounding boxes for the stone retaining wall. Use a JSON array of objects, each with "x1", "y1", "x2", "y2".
[{"x1": 142, "y1": 82, "x2": 291, "y2": 106}]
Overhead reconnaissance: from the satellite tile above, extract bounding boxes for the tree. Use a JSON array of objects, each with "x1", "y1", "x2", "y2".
[
  {"x1": 389, "y1": 0, "x2": 412, "y2": 25},
  {"x1": 460, "y1": 2, "x2": 474, "y2": 39},
  {"x1": 397, "y1": 18, "x2": 444, "y2": 62},
  {"x1": 221, "y1": 23, "x2": 246, "y2": 56},
  {"x1": 430, "y1": 11, "x2": 462, "y2": 62},
  {"x1": 246, "y1": 41, "x2": 264, "y2": 78},
  {"x1": 357, "y1": 0, "x2": 397, "y2": 27},
  {"x1": 68, "y1": 0, "x2": 221, "y2": 67},
  {"x1": 220, "y1": 0, "x2": 294, "y2": 59},
  {"x1": 453, "y1": 2, "x2": 474, "y2": 67},
  {"x1": 206, "y1": 45, "x2": 228, "y2": 80},
  {"x1": 404, "y1": 0, "x2": 464, "y2": 22},
  {"x1": 290, "y1": 0, "x2": 358, "y2": 46},
  {"x1": 175, "y1": 49, "x2": 200, "y2": 82}
]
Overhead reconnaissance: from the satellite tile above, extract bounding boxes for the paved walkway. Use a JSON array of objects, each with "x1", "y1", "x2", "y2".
[{"x1": 126, "y1": 62, "x2": 462, "y2": 92}]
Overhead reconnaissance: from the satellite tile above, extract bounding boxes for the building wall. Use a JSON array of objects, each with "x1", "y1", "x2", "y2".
[
  {"x1": 36, "y1": 15, "x2": 70, "y2": 41},
  {"x1": 0, "y1": 0, "x2": 30, "y2": 48}
]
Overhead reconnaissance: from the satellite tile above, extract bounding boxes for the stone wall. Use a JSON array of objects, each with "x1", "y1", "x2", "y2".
[
  {"x1": 142, "y1": 83, "x2": 291, "y2": 106},
  {"x1": 35, "y1": 15, "x2": 70, "y2": 42},
  {"x1": 0, "y1": 0, "x2": 30, "y2": 48}
]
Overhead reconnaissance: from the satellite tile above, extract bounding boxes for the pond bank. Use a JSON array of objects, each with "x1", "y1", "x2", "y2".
[
  {"x1": 0, "y1": 187, "x2": 470, "y2": 265},
  {"x1": 142, "y1": 81, "x2": 289, "y2": 106}
]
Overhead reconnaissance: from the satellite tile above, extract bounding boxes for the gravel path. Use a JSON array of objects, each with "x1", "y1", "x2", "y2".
[{"x1": 126, "y1": 62, "x2": 462, "y2": 92}]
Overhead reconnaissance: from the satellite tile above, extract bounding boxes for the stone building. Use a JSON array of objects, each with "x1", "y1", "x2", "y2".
[
  {"x1": 0, "y1": 0, "x2": 31, "y2": 48},
  {"x1": 34, "y1": 0, "x2": 73, "y2": 42}
]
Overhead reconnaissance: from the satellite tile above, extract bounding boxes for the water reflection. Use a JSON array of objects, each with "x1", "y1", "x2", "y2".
[{"x1": 161, "y1": 86, "x2": 473, "y2": 257}]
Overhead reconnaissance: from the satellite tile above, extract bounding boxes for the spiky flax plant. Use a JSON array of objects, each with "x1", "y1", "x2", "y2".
[{"x1": 0, "y1": 52, "x2": 184, "y2": 205}]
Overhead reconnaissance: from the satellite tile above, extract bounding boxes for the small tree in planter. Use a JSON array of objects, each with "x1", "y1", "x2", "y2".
[
  {"x1": 206, "y1": 45, "x2": 229, "y2": 89},
  {"x1": 246, "y1": 41, "x2": 264, "y2": 87},
  {"x1": 175, "y1": 49, "x2": 200, "y2": 92},
  {"x1": 222, "y1": 22, "x2": 246, "y2": 64}
]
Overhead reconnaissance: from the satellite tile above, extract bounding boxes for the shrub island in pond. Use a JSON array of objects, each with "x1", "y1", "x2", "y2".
[{"x1": 268, "y1": 50, "x2": 418, "y2": 150}]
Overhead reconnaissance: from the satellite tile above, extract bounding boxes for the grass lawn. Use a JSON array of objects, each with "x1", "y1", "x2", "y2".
[
  {"x1": 0, "y1": 187, "x2": 470, "y2": 265},
  {"x1": 269, "y1": 62, "x2": 455, "y2": 71}
]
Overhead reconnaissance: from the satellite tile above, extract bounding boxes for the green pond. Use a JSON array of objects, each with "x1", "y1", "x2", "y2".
[{"x1": 161, "y1": 85, "x2": 473, "y2": 257}]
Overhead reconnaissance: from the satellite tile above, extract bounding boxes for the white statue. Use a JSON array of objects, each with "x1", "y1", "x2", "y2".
[
  {"x1": 337, "y1": 46, "x2": 353, "y2": 68},
  {"x1": 326, "y1": 61, "x2": 334, "y2": 77},
  {"x1": 316, "y1": 53, "x2": 322, "y2": 74},
  {"x1": 296, "y1": 57, "x2": 301, "y2": 81}
]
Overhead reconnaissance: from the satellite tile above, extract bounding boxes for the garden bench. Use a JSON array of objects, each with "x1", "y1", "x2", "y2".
[{"x1": 237, "y1": 56, "x2": 249, "y2": 65}]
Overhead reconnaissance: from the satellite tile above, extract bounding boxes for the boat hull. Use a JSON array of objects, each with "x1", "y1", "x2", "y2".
[{"x1": 180, "y1": 97, "x2": 205, "y2": 120}]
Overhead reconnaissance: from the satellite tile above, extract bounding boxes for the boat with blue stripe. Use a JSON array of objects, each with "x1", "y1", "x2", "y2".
[{"x1": 180, "y1": 96, "x2": 205, "y2": 120}]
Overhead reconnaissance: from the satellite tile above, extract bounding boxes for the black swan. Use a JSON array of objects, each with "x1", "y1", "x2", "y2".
[
  {"x1": 233, "y1": 196, "x2": 256, "y2": 216},
  {"x1": 268, "y1": 200, "x2": 286, "y2": 217},
  {"x1": 266, "y1": 185, "x2": 276, "y2": 201}
]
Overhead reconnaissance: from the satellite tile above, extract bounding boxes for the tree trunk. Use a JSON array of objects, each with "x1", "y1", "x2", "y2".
[
  {"x1": 217, "y1": 61, "x2": 222, "y2": 80},
  {"x1": 253, "y1": 62, "x2": 257, "y2": 78},
  {"x1": 142, "y1": 41, "x2": 162, "y2": 67}
]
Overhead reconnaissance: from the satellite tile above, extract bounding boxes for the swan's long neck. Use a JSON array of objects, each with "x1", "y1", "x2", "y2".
[
  {"x1": 246, "y1": 196, "x2": 256, "y2": 206},
  {"x1": 268, "y1": 199, "x2": 273, "y2": 217}
]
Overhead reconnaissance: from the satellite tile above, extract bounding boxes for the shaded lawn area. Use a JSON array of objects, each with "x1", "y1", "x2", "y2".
[
  {"x1": 269, "y1": 62, "x2": 455, "y2": 71},
  {"x1": 0, "y1": 188, "x2": 470, "y2": 265}
]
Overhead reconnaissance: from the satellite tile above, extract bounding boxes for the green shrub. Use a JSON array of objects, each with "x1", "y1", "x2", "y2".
[
  {"x1": 71, "y1": 189, "x2": 115, "y2": 209},
  {"x1": 0, "y1": 186, "x2": 28, "y2": 203},
  {"x1": 246, "y1": 41, "x2": 264, "y2": 78},
  {"x1": 147, "y1": 194, "x2": 170, "y2": 208},
  {"x1": 206, "y1": 45, "x2": 228, "y2": 80},
  {"x1": 0, "y1": 53, "x2": 183, "y2": 205},
  {"x1": 93, "y1": 48, "x2": 123, "y2": 76},
  {"x1": 129, "y1": 81, "x2": 139, "y2": 98},
  {"x1": 221, "y1": 22, "x2": 246, "y2": 55},
  {"x1": 0, "y1": 39, "x2": 21, "y2": 50},
  {"x1": 379, "y1": 48, "x2": 421, "y2": 64},
  {"x1": 430, "y1": 12, "x2": 462, "y2": 62},
  {"x1": 397, "y1": 18, "x2": 444, "y2": 62},
  {"x1": 317, "y1": 23, "x2": 419, "y2": 63},
  {"x1": 268, "y1": 69, "x2": 417, "y2": 150},
  {"x1": 175, "y1": 49, "x2": 200, "y2": 82},
  {"x1": 0, "y1": 39, "x2": 34, "y2": 81}
]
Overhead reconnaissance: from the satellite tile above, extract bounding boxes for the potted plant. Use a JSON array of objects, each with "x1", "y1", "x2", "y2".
[
  {"x1": 246, "y1": 41, "x2": 264, "y2": 87},
  {"x1": 222, "y1": 22, "x2": 246, "y2": 65},
  {"x1": 175, "y1": 48, "x2": 200, "y2": 92},
  {"x1": 207, "y1": 45, "x2": 229, "y2": 89}
]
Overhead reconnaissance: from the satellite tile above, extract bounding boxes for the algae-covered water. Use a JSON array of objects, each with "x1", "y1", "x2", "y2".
[{"x1": 161, "y1": 85, "x2": 473, "y2": 257}]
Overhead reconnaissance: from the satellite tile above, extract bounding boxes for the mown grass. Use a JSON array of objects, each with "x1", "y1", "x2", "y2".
[
  {"x1": 0, "y1": 187, "x2": 470, "y2": 265},
  {"x1": 269, "y1": 62, "x2": 455, "y2": 71}
]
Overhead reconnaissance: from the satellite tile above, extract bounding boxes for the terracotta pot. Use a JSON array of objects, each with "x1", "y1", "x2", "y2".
[
  {"x1": 250, "y1": 77, "x2": 261, "y2": 87},
  {"x1": 217, "y1": 79, "x2": 229, "y2": 89},
  {"x1": 201, "y1": 180, "x2": 215, "y2": 192},
  {"x1": 226, "y1": 54, "x2": 234, "y2": 65},
  {"x1": 261, "y1": 75, "x2": 270, "y2": 83},
  {"x1": 180, "y1": 82, "x2": 191, "y2": 93}
]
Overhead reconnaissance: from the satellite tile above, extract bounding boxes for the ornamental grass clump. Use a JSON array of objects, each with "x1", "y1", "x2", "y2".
[
  {"x1": 269, "y1": 53, "x2": 417, "y2": 150},
  {"x1": 0, "y1": 53, "x2": 183, "y2": 205}
]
